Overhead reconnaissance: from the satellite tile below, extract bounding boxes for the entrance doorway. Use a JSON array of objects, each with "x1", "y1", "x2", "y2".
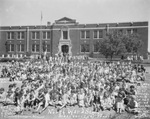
[{"x1": 61, "y1": 45, "x2": 69, "y2": 56}]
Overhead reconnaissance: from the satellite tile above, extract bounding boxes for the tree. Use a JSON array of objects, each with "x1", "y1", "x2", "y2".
[
  {"x1": 81, "y1": 44, "x2": 89, "y2": 54},
  {"x1": 99, "y1": 30, "x2": 126, "y2": 59},
  {"x1": 97, "y1": 30, "x2": 143, "y2": 59},
  {"x1": 122, "y1": 32, "x2": 143, "y2": 56}
]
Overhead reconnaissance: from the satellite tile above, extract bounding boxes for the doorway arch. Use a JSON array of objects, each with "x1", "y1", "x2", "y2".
[{"x1": 61, "y1": 45, "x2": 69, "y2": 54}]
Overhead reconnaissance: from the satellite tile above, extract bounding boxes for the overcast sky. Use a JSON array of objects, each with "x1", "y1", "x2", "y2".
[
  {"x1": 0, "y1": 0, "x2": 150, "y2": 50},
  {"x1": 0, "y1": 0, "x2": 149, "y2": 26}
]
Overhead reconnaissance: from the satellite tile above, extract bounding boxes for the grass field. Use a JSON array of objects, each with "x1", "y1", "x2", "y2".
[{"x1": 0, "y1": 67, "x2": 150, "y2": 119}]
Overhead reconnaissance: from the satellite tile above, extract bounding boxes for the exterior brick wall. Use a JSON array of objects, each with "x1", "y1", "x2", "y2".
[{"x1": 0, "y1": 18, "x2": 148, "y2": 59}]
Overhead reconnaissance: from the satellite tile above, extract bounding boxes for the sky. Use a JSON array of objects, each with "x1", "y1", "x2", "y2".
[{"x1": 0, "y1": 0, "x2": 150, "y2": 50}]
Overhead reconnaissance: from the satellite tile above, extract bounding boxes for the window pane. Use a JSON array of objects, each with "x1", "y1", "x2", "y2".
[
  {"x1": 21, "y1": 44, "x2": 24, "y2": 52},
  {"x1": 81, "y1": 44, "x2": 89, "y2": 52},
  {"x1": 119, "y1": 29, "x2": 123, "y2": 34},
  {"x1": 99, "y1": 30, "x2": 103, "y2": 38},
  {"x1": 127, "y1": 29, "x2": 131, "y2": 34},
  {"x1": 86, "y1": 31, "x2": 90, "y2": 38},
  {"x1": 8, "y1": 44, "x2": 10, "y2": 51},
  {"x1": 36, "y1": 32, "x2": 40, "y2": 39},
  {"x1": 11, "y1": 32, "x2": 15, "y2": 39},
  {"x1": 133, "y1": 29, "x2": 137, "y2": 33},
  {"x1": 11, "y1": 44, "x2": 14, "y2": 51},
  {"x1": 32, "y1": 32, "x2": 35, "y2": 39},
  {"x1": 21, "y1": 32, "x2": 24, "y2": 39},
  {"x1": 7, "y1": 32, "x2": 10, "y2": 39},
  {"x1": 85, "y1": 44, "x2": 90, "y2": 52},
  {"x1": 32, "y1": 44, "x2": 35, "y2": 52},
  {"x1": 81, "y1": 31, "x2": 85, "y2": 39},
  {"x1": 94, "y1": 44, "x2": 99, "y2": 52},
  {"x1": 94, "y1": 31, "x2": 97, "y2": 38},
  {"x1": 63, "y1": 31, "x2": 68, "y2": 39},
  {"x1": 18, "y1": 32, "x2": 20, "y2": 39},
  {"x1": 17, "y1": 44, "x2": 20, "y2": 52},
  {"x1": 47, "y1": 32, "x2": 50, "y2": 39},
  {"x1": 81, "y1": 44, "x2": 84, "y2": 52},
  {"x1": 47, "y1": 44, "x2": 50, "y2": 52},
  {"x1": 36, "y1": 44, "x2": 40, "y2": 52},
  {"x1": 43, "y1": 32, "x2": 46, "y2": 39}
]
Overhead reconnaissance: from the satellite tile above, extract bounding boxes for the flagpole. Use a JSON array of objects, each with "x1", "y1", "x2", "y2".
[{"x1": 40, "y1": 11, "x2": 43, "y2": 58}]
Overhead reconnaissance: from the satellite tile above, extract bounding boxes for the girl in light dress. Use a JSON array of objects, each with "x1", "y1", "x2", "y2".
[
  {"x1": 0, "y1": 88, "x2": 6, "y2": 103},
  {"x1": 77, "y1": 88, "x2": 85, "y2": 107},
  {"x1": 57, "y1": 88, "x2": 69, "y2": 111},
  {"x1": 69, "y1": 90, "x2": 77, "y2": 106}
]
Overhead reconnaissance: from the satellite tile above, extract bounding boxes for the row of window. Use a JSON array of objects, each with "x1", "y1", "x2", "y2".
[
  {"x1": 7, "y1": 29, "x2": 137, "y2": 40},
  {"x1": 7, "y1": 31, "x2": 51, "y2": 40},
  {"x1": 7, "y1": 44, "x2": 98, "y2": 53},
  {"x1": 80, "y1": 29, "x2": 137, "y2": 39},
  {"x1": 80, "y1": 44, "x2": 101, "y2": 53},
  {"x1": 7, "y1": 44, "x2": 50, "y2": 52},
  {"x1": 80, "y1": 30, "x2": 103, "y2": 39},
  {"x1": 80, "y1": 44, "x2": 99, "y2": 53}
]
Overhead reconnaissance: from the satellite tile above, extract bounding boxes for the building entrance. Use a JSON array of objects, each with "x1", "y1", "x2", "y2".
[{"x1": 61, "y1": 45, "x2": 69, "y2": 55}]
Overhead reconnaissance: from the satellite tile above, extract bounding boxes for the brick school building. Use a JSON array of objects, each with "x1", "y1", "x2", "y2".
[{"x1": 0, "y1": 17, "x2": 148, "y2": 58}]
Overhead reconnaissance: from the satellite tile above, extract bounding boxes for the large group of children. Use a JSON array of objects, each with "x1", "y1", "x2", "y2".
[{"x1": 0, "y1": 55, "x2": 146, "y2": 115}]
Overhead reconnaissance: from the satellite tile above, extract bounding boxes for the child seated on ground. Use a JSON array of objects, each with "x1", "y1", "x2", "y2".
[
  {"x1": 125, "y1": 96, "x2": 138, "y2": 114},
  {"x1": 0, "y1": 88, "x2": 6, "y2": 103}
]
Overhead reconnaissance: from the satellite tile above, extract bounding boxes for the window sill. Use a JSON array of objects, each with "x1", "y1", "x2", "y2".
[
  {"x1": 17, "y1": 39, "x2": 24, "y2": 40},
  {"x1": 80, "y1": 52, "x2": 90, "y2": 54},
  {"x1": 93, "y1": 38, "x2": 103, "y2": 39},
  {"x1": 93, "y1": 52, "x2": 99, "y2": 54},
  {"x1": 17, "y1": 51, "x2": 25, "y2": 53},
  {"x1": 32, "y1": 39, "x2": 40, "y2": 40},
  {"x1": 80, "y1": 38, "x2": 90, "y2": 40}
]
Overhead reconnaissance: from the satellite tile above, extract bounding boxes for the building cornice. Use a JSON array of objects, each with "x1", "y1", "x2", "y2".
[{"x1": 0, "y1": 25, "x2": 148, "y2": 31}]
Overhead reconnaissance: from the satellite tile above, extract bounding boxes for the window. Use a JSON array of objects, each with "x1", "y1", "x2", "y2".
[
  {"x1": 80, "y1": 31, "x2": 90, "y2": 39},
  {"x1": 17, "y1": 32, "x2": 24, "y2": 39},
  {"x1": 42, "y1": 42, "x2": 50, "y2": 52},
  {"x1": 127, "y1": 29, "x2": 131, "y2": 34},
  {"x1": 43, "y1": 31, "x2": 50, "y2": 39},
  {"x1": 46, "y1": 44, "x2": 50, "y2": 52},
  {"x1": 93, "y1": 30, "x2": 103, "y2": 39},
  {"x1": 94, "y1": 44, "x2": 99, "y2": 52},
  {"x1": 32, "y1": 44, "x2": 40, "y2": 52},
  {"x1": 63, "y1": 31, "x2": 68, "y2": 39},
  {"x1": 32, "y1": 32, "x2": 40, "y2": 39},
  {"x1": 133, "y1": 29, "x2": 137, "y2": 33},
  {"x1": 86, "y1": 31, "x2": 90, "y2": 38},
  {"x1": 7, "y1": 32, "x2": 15, "y2": 39},
  {"x1": 119, "y1": 29, "x2": 123, "y2": 34},
  {"x1": 17, "y1": 44, "x2": 24, "y2": 52},
  {"x1": 8, "y1": 44, "x2": 14, "y2": 52},
  {"x1": 81, "y1": 31, "x2": 85, "y2": 39},
  {"x1": 94, "y1": 31, "x2": 97, "y2": 39},
  {"x1": 80, "y1": 44, "x2": 90, "y2": 52}
]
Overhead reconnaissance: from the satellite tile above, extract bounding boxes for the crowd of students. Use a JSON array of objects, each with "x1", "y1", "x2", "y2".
[{"x1": 0, "y1": 56, "x2": 146, "y2": 115}]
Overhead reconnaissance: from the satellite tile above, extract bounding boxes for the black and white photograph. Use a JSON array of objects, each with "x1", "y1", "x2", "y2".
[{"x1": 0, "y1": 0, "x2": 150, "y2": 119}]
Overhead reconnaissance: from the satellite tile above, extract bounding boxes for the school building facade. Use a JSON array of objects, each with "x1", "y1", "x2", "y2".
[{"x1": 0, "y1": 17, "x2": 148, "y2": 58}]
